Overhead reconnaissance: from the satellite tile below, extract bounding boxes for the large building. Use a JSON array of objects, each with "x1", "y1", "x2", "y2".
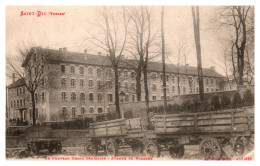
[{"x1": 7, "y1": 47, "x2": 226, "y2": 124}]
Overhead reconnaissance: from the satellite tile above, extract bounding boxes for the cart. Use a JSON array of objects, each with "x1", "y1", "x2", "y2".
[
  {"x1": 84, "y1": 107, "x2": 254, "y2": 159},
  {"x1": 27, "y1": 138, "x2": 62, "y2": 155}
]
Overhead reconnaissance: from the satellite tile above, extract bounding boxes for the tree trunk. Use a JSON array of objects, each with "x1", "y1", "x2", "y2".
[
  {"x1": 31, "y1": 91, "x2": 36, "y2": 125},
  {"x1": 161, "y1": 7, "x2": 167, "y2": 113},
  {"x1": 114, "y1": 66, "x2": 121, "y2": 119},
  {"x1": 143, "y1": 62, "x2": 149, "y2": 111},
  {"x1": 192, "y1": 6, "x2": 204, "y2": 102},
  {"x1": 135, "y1": 64, "x2": 142, "y2": 101}
]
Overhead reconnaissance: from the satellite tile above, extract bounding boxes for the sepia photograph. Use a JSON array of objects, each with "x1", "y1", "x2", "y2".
[{"x1": 5, "y1": 5, "x2": 254, "y2": 161}]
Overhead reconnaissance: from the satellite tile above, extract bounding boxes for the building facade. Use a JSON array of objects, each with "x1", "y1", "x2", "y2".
[{"x1": 7, "y1": 47, "x2": 226, "y2": 124}]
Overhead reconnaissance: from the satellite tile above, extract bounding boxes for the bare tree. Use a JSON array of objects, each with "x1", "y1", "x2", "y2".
[
  {"x1": 7, "y1": 45, "x2": 60, "y2": 125},
  {"x1": 215, "y1": 6, "x2": 253, "y2": 85},
  {"x1": 87, "y1": 7, "x2": 130, "y2": 118},
  {"x1": 192, "y1": 6, "x2": 204, "y2": 102}
]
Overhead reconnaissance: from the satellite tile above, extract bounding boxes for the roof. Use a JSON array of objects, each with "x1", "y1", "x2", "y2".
[
  {"x1": 8, "y1": 78, "x2": 25, "y2": 89},
  {"x1": 23, "y1": 48, "x2": 224, "y2": 78}
]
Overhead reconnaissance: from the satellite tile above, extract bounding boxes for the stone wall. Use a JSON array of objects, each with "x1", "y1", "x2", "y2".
[{"x1": 109, "y1": 90, "x2": 238, "y2": 118}]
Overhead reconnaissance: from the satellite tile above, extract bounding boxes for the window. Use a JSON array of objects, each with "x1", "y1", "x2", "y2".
[
  {"x1": 161, "y1": 85, "x2": 164, "y2": 92},
  {"x1": 80, "y1": 79, "x2": 84, "y2": 87},
  {"x1": 98, "y1": 108, "x2": 103, "y2": 113},
  {"x1": 88, "y1": 80, "x2": 93, "y2": 88},
  {"x1": 61, "y1": 78, "x2": 66, "y2": 86},
  {"x1": 61, "y1": 92, "x2": 67, "y2": 101},
  {"x1": 206, "y1": 88, "x2": 209, "y2": 92},
  {"x1": 81, "y1": 107, "x2": 85, "y2": 114},
  {"x1": 42, "y1": 92, "x2": 45, "y2": 102},
  {"x1": 197, "y1": 78, "x2": 199, "y2": 84},
  {"x1": 182, "y1": 77, "x2": 186, "y2": 84},
  {"x1": 89, "y1": 107, "x2": 94, "y2": 113},
  {"x1": 23, "y1": 99, "x2": 25, "y2": 106},
  {"x1": 89, "y1": 93, "x2": 94, "y2": 102},
  {"x1": 61, "y1": 65, "x2": 65, "y2": 73},
  {"x1": 206, "y1": 79, "x2": 209, "y2": 85},
  {"x1": 61, "y1": 107, "x2": 67, "y2": 119},
  {"x1": 211, "y1": 88, "x2": 214, "y2": 92},
  {"x1": 11, "y1": 100, "x2": 13, "y2": 107},
  {"x1": 125, "y1": 95, "x2": 129, "y2": 102},
  {"x1": 97, "y1": 80, "x2": 102, "y2": 90},
  {"x1": 97, "y1": 93, "x2": 102, "y2": 102},
  {"x1": 152, "y1": 84, "x2": 156, "y2": 91},
  {"x1": 106, "y1": 81, "x2": 112, "y2": 89},
  {"x1": 71, "y1": 92, "x2": 76, "y2": 101},
  {"x1": 160, "y1": 74, "x2": 163, "y2": 81},
  {"x1": 106, "y1": 69, "x2": 112, "y2": 77},
  {"x1": 152, "y1": 96, "x2": 157, "y2": 101},
  {"x1": 80, "y1": 93, "x2": 85, "y2": 101},
  {"x1": 124, "y1": 71, "x2": 128, "y2": 77},
  {"x1": 183, "y1": 87, "x2": 186, "y2": 94},
  {"x1": 70, "y1": 66, "x2": 75, "y2": 74},
  {"x1": 211, "y1": 78, "x2": 214, "y2": 85},
  {"x1": 20, "y1": 88, "x2": 22, "y2": 94},
  {"x1": 72, "y1": 107, "x2": 76, "y2": 118},
  {"x1": 196, "y1": 87, "x2": 199, "y2": 93},
  {"x1": 17, "y1": 88, "x2": 19, "y2": 96},
  {"x1": 88, "y1": 68, "x2": 93, "y2": 75},
  {"x1": 29, "y1": 109, "x2": 32, "y2": 119},
  {"x1": 131, "y1": 83, "x2": 135, "y2": 90},
  {"x1": 124, "y1": 82, "x2": 128, "y2": 89},
  {"x1": 166, "y1": 85, "x2": 169, "y2": 92},
  {"x1": 97, "y1": 68, "x2": 102, "y2": 77},
  {"x1": 14, "y1": 100, "x2": 16, "y2": 107},
  {"x1": 20, "y1": 99, "x2": 22, "y2": 106},
  {"x1": 132, "y1": 95, "x2": 135, "y2": 102},
  {"x1": 172, "y1": 86, "x2": 175, "y2": 93},
  {"x1": 172, "y1": 76, "x2": 175, "y2": 83},
  {"x1": 79, "y1": 67, "x2": 84, "y2": 75},
  {"x1": 107, "y1": 94, "x2": 113, "y2": 102},
  {"x1": 130, "y1": 72, "x2": 136, "y2": 79},
  {"x1": 23, "y1": 87, "x2": 25, "y2": 94},
  {"x1": 151, "y1": 73, "x2": 157, "y2": 81},
  {"x1": 41, "y1": 78, "x2": 45, "y2": 86},
  {"x1": 70, "y1": 78, "x2": 75, "y2": 87}
]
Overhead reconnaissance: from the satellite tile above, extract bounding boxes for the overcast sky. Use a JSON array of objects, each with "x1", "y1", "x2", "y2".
[{"x1": 6, "y1": 6, "x2": 229, "y2": 85}]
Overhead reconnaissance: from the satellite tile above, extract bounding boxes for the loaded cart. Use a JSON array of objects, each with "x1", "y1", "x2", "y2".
[{"x1": 84, "y1": 107, "x2": 254, "y2": 159}]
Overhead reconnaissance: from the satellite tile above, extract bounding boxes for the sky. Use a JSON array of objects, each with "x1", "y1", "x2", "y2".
[{"x1": 6, "y1": 6, "x2": 230, "y2": 85}]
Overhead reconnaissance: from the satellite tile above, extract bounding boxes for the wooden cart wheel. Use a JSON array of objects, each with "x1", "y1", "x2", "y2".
[
  {"x1": 169, "y1": 145, "x2": 185, "y2": 158},
  {"x1": 131, "y1": 144, "x2": 144, "y2": 155},
  {"x1": 31, "y1": 143, "x2": 39, "y2": 155},
  {"x1": 106, "y1": 140, "x2": 119, "y2": 156},
  {"x1": 84, "y1": 143, "x2": 98, "y2": 156},
  {"x1": 233, "y1": 141, "x2": 244, "y2": 156},
  {"x1": 144, "y1": 140, "x2": 161, "y2": 158},
  {"x1": 199, "y1": 137, "x2": 222, "y2": 159}
]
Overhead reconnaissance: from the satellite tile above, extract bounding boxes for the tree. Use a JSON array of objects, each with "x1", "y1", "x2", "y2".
[
  {"x1": 215, "y1": 6, "x2": 253, "y2": 85},
  {"x1": 7, "y1": 45, "x2": 60, "y2": 125},
  {"x1": 87, "y1": 7, "x2": 130, "y2": 118},
  {"x1": 161, "y1": 6, "x2": 167, "y2": 113},
  {"x1": 191, "y1": 6, "x2": 204, "y2": 102}
]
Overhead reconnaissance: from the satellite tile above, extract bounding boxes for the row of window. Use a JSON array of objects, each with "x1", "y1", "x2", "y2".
[
  {"x1": 61, "y1": 92, "x2": 113, "y2": 102},
  {"x1": 10, "y1": 98, "x2": 26, "y2": 108},
  {"x1": 16, "y1": 87, "x2": 25, "y2": 96},
  {"x1": 61, "y1": 107, "x2": 104, "y2": 119},
  {"x1": 34, "y1": 92, "x2": 46, "y2": 103}
]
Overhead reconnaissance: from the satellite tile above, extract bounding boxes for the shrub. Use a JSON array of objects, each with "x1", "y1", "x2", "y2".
[
  {"x1": 166, "y1": 104, "x2": 181, "y2": 114},
  {"x1": 181, "y1": 100, "x2": 193, "y2": 113},
  {"x1": 107, "y1": 112, "x2": 116, "y2": 120},
  {"x1": 232, "y1": 92, "x2": 242, "y2": 108},
  {"x1": 210, "y1": 96, "x2": 221, "y2": 111},
  {"x1": 96, "y1": 115, "x2": 106, "y2": 122},
  {"x1": 192, "y1": 98, "x2": 202, "y2": 113},
  {"x1": 220, "y1": 94, "x2": 231, "y2": 109},
  {"x1": 124, "y1": 110, "x2": 133, "y2": 119},
  {"x1": 242, "y1": 90, "x2": 254, "y2": 106}
]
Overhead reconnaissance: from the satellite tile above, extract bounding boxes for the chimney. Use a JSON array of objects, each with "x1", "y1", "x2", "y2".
[
  {"x1": 98, "y1": 52, "x2": 101, "y2": 56},
  {"x1": 210, "y1": 66, "x2": 216, "y2": 71},
  {"x1": 59, "y1": 48, "x2": 63, "y2": 51},
  {"x1": 84, "y1": 49, "x2": 88, "y2": 54},
  {"x1": 63, "y1": 47, "x2": 67, "y2": 52},
  {"x1": 12, "y1": 73, "x2": 15, "y2": 83}
]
